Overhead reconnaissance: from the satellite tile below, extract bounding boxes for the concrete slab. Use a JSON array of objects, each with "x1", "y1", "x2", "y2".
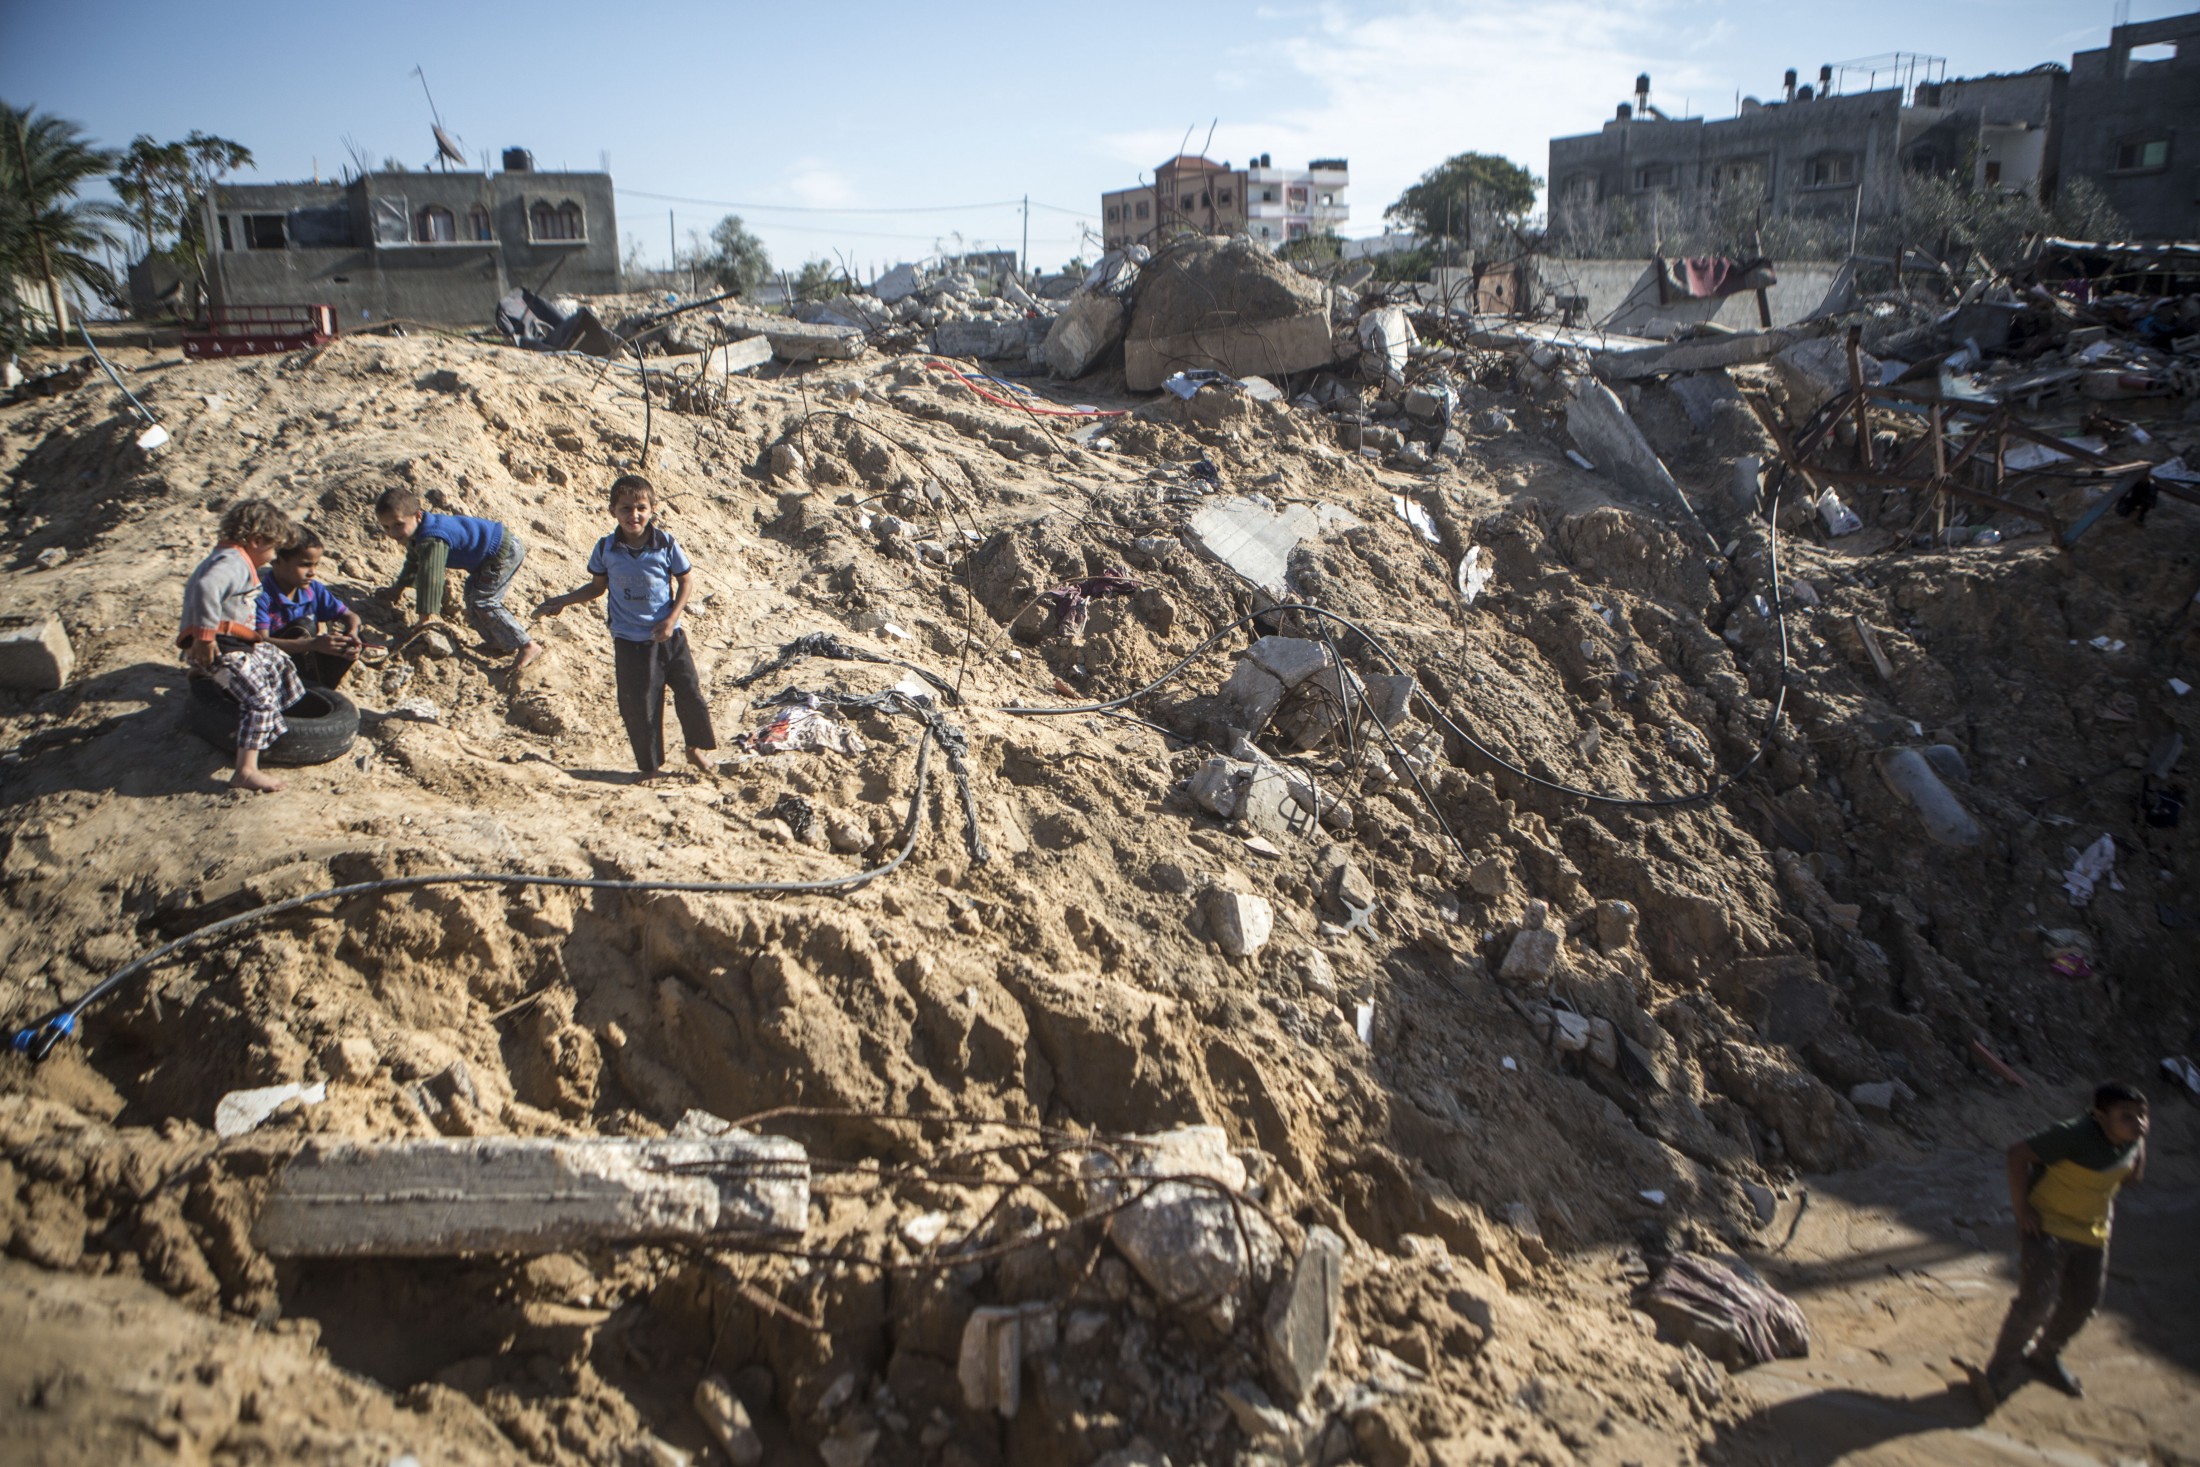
[
  {"x1": 1566, "y1": 380, "x2": 1716, "y2": 546},
  {"x1": 1185, "y1": 497, "x2": 1360, "y2": 597},
  {"x1": 1043, "y1": 292, "x2": 1126, "y2": 378},
  {"x1": 1125, "y1": 310, "x2": 1334, "y2": 393},
  {"x1": 254, "y1": 1133, "x2": 809, "y2": 1257}
]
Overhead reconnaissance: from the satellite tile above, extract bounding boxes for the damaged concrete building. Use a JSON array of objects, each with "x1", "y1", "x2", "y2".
[
  {"x1": 2062, "y1": 11, "x2": 2200, "y2": 239},
  {"x1": 195, "y1": 152, "x2": 621, "y2": 325},
  {"x1": 1548, "y1": 64, "x2": 2060, "y2": 235},
  {"x1": 1103, "y1": 154, "x2": 1348, "y2": 251}
]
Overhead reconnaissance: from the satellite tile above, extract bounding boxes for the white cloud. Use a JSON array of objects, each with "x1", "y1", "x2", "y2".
[
  {"x1": 783, "y1": 159, "x2": 857, "y2": 208},
  {"x1": 1102, "y1": 0, "x2": 1729, "y2": 225}
]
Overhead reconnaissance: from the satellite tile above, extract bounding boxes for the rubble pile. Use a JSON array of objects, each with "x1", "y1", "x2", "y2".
[{"x1": 0, "y1": 227, "x2": 2195, "y2": 1466}]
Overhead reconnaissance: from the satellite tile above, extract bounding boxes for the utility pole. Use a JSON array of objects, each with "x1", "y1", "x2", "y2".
[
  {"x1": 1021, "y1": 194, "x2": 1029, "y2": 279},
  {"x1": 667, "y1": 209, "x2": 676, "y2": 285}
]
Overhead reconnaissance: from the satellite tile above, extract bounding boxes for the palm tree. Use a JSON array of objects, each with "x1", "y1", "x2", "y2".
[{"x1": 1, "y1": 102, "x2": 120, "y2": 345}]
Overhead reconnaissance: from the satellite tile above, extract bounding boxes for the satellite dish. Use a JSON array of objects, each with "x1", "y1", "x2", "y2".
[{"x1": 433, "y1": 125, "x2": 467, "y2": 168}]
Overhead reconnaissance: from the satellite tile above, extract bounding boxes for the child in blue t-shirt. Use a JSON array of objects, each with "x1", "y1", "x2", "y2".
[
  {"x1": 258, "y1": 529, "x2": 364, "y2": 687},
  {"x1": 535, "y1": 474, "x2": 718, "y2": 776},
  {"x1": 372, "y1": 485, "x2": 542, "y2": 673}
]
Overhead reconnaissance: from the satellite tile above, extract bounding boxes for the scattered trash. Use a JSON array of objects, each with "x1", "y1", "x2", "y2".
[
  {"x1": 744, "y1": 701, "x2": 868, "y2": 756},
  {"x1": 1638, "y1": 1189, "x2": 1666, "y2": 1207},
  {"x1": 1565, "y1": 449, "x2": 1596, "y2": 471},
  {"x1": 1815, "y1": 488, "x2": 1864, "y2": 536},
  {"x1": 1354, "y1": 1002, "x2": 1374, "y2": 1045},
  {"x1": 1501, "y1": 1055, "x2": 1518, "y2": 1072},
  {"x1": 1971, "y1": 1036, "x2": 2030, "y2": 1088},
  {"x1": 1390, "y1": 494, "x2": 1442, "y2": 546},
  {"x1": 2063, "y1": 832, "x2": 2120, "y2": 906},
  {"x1": 392, "y1": 697, "x2": 440, "y2": 723},
  {"x1": 1455, "y1": 545, "x2": 1493, "y2": 605},
  {"x1": 2088, "y1": 635, "x2": 2127, "y2": 653},
  {"x1": 2161, "y1": 1055, "x2": 2200, "y2": 1098},
  {"x1": 2171, "y1": 678, "x2": 2192, "y2": 697}
]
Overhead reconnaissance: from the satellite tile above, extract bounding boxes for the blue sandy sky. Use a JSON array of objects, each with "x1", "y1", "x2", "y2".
[{"x1": 0, "y1": 0, "x2": 2174, "y2": 278}]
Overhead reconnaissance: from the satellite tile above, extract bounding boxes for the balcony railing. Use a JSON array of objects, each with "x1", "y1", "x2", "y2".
[{"x1": 1313, "y1": 203, "x2": 1350, "y2": 222}]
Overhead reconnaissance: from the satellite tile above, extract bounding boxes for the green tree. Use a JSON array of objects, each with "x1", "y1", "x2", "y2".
[
  {"x1": 704, "y1": 213, "x2": 770, "y2": 296},
  {"x1": 110, "y1": 130, "x2": 252, "y2": 314},
  {"x1": 1277, "y1": 230, "x2": 1343, "y2": 266},
  {"x1": 1, "y1": 102, "x2": 120, "y2": 347},
  {"x1": 1386, "y1": 152, "x2": 1540, "y2": 251},
  {"x1": 792, "y1": 258, "x2": 842, "y2": 303}
]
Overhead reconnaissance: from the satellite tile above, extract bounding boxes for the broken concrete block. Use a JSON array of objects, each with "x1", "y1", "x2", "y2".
[
  {"x1": 1499, "y1": 927, "x2": 1561, "y2": 984},
  {"x1": 1566, "y1": 380, "x2": 1700, "y2": 533},
  {"x1": 872, "y1": 263, "x2": 925, "y2": 305},
  {"x1": 1088, "y1": 1125, "x2": 1280, "y2": 1325},
  {"x1": 721, "y1": 310, "x2": 865, "y2": 362},
  {"x1": 1234, "y1": 765, "x2": 1316, "y2": 841},
  {"x1": 1221, "y1": 1380, "x2": 1299, "y2": 1445},
  {"x1": 1361, "y1": 673, "x2": 1415, "y2": 730},
  {"x1": 0, "y1": 615, "x2": 74, "y2": 691},
  {"x1": 1773, "y1": 337, "x2": 1878, "y2": 419},
  {"x1": 695, "y1": 1375, "x2": 764, "y2": 1467},
  {"x1": 1185, "y1": 496, "x2": 1360, "y2": 598},
  {"x1": 253, "y1": 1134, "x2": 809, "y2": 1256},
  {"x1": 1401, "y1": 386, "x2": 1446, "y2": 420},
  {"x1": 1244, "y1": 635, "x2": 1331, "y2": 690},
  {"x1": 1044, "y1": 291, "x2": 1127, "y2": 378},
  {"x1": 1743, "y1": 1182, "x2": 1777, "y2": 1226},
  {"x1": 932, "y1": 318, "x2": 1031, "y2": 361},
  {"x1": 215, "y1": 1081, "x2": 327, "y2": 1138},
  {"x1": 1550, "y1": 1010, "x2": 1591, "y2": 1053},
  {"x1": 1124, "y1": 237, "x2": 1337, "y2": 391},
  {"x1": 1187, "y1": 756, "x2": 1251, "y2": 818},
  {"x1": 957, "y1": 1303, "x2": 1057, "y2": 1418},
  {"x1": 1264, "y1": 1224, "x2": 1344, "y2": 1403},
  {"x1": 1587, "y1": 1017, "x2": 1619, "y2": 1070},
  {"x1": 1206, "y1": 888, "x2": 1275, "y2": 959},
  {"x1": 1466, "y1": 856, "x2": 1512, "y2": 899},
  {"x1": 1849, "y1": 1080, "x2": 1913, "y2": 1117},
  {"x1": 1219, "y1": 659, "x2": 1287, "y2": 732},
  {"x1": 769, "y1": 443, "x2": 806, "y2": 479}
]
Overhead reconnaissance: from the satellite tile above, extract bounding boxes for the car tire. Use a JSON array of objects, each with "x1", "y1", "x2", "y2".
[{"x1": 185, "y1": 676, "x2": 360, "y2": 766}]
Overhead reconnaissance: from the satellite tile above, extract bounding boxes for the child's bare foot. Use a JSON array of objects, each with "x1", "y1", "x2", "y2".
[
  {"x1": 513, "y1": 641, "x2": 545, "y2": 674},
  {"x1": 230, "y1": 766, "x2": 285, "y2": 792},
  {"x1": 687, "y1": 747, "x2": 718, "y2": 775}
]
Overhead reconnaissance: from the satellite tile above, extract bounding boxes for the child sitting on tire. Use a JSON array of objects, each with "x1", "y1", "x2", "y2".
[
  {"x1": 179, "y1": 498, "x2": 305, "y2": 792},
  {"x1": 258, "y1": 528, "x2": 364, "y2": 688}
]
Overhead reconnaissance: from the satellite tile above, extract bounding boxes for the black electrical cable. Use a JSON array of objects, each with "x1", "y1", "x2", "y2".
[{"x1": 5, "y1": 717, "x2": 944, "y2": 1062}]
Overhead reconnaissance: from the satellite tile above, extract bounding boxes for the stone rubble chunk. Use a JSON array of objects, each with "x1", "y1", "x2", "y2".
[
  {"x1": 1088, "y1": 1125, "x2": 1281, "y2": 1327},
  {"x1": 1219, "y1": 660, "x2": 1287, "y2": 732},
  {"x1": 694, "y1": 1375, "x2": 764, "y2": 1467},
  {"x1": 1221, "y1": 1380, "x2": 1299, "y2": 1444},
  {"x1": 1243, "y1": 635, "x2": 1332, "y2": 690},
  {"x1": 1044, "y1": 291, "x2": 1127, "y2": 378},
  {"x1": 0, "y1": 615, "x2": 74, "y2": 691},
  {"x1": 958, "y1": 1303, "x2": 1057, "y2": 1418},
  {"x1": 1264, "y1": 1224, "x2": 1344, "y2": 1403},
  {"x1": 1206, "y1": 888, "x2": 1275, "y2": 959},
  {"x1": 1499, "y1": 927, "x2": 1561, "y2": 984}
]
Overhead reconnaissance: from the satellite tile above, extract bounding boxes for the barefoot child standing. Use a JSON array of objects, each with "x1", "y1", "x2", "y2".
[
  {"x1": 535, "y1": 474, "x2": 717, "y2": 776},
  {"x1": 178, "y1": 498, "x2": 305, "y2": 792}
]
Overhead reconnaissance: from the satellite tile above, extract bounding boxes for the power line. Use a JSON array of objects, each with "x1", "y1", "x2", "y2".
[{"x1": 618, "y1": 187, "x2": 1023, "y2": 215}]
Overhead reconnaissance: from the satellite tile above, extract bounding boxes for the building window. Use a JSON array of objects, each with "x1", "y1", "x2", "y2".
[
  {"x1": 530, "y1": 200, "x2": 586, "y2": 241},
  {"x1": 1804, "y1": 152, "x2": 1856, "y2": 187},
  {"x1": 1261, "y1": 188, "x2": 1276, "y2": 202},
  {"x1": 1106, "y1": 205, "x2": 1121, "y2": 223},
  {"x1": 2115, "y1": 136, "x2": 2170, "y2": 171},
  {"x1": 243, "y1": 213, "x2": 286, "y2": 249},
  {"x1": 1135, "y1": 200, "x2": 1149, "y2": 219},
  {"x1": 469, "y1": 204, "x2": 492, "y2": 241},
  {"x1": 1217, "y1": 189, "x2": 1232, "y2": 205},
  {"x1": 415, "y1": 205, "x2": 455, "y2": 242},
  {"x1": 1633, "y1": 164, "x2": 1675, "y2": 191},
  {"x1": 1562, "y1": 174, "x2": 1597, "y2": 202},
  {"x1": 218, "y1": 215, "x2": 233, "y2": 251},
  {"x1": 1286, "y1": 186, "x2": 1308, "y2": 206}
]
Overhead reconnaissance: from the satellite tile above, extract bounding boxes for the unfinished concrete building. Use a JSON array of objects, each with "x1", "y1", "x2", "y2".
[
  {"x1": 1548, "y1": 63, "x2": 2059, "y2": 237},
  {"x1": 200, "y1": 153, "x2": 621, "y2": 325},
  {"x1": 1102, "y1": 154, "x2": 1347, "y2": 251},
  {"x1": 2062, "y1": 11, "x2": 2200, "y2": 239}
]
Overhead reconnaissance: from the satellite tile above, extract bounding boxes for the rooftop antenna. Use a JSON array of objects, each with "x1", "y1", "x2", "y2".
[{"x1": 413, "y1": 64, "x2": 466, "y2": 172}]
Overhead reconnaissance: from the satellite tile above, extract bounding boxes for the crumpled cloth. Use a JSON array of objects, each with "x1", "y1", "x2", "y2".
[
  {"x1": 1635, "y1": 1252, "x2": 1811, "y2": 1369},
  {"x1": 1040, "y1": 567, "x2": 1141, "y2": 638},
  {"x1": 1666, "y1": 255, "x2": 1778, "y2": 300},
  {"x1": 2063, "y1": 833, "x2": 2120, "y2": 907}
]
